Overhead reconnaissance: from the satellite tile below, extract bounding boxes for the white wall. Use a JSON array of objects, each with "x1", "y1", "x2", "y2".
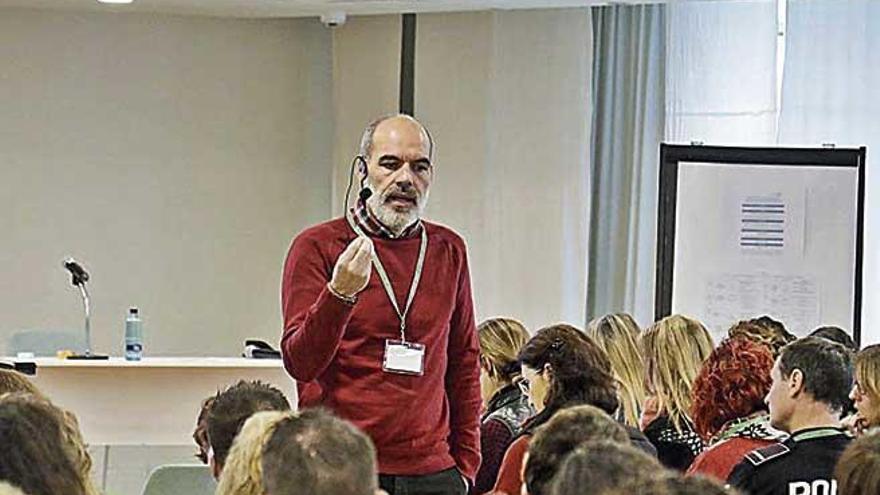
[
  {"x1": 417, "y1": 9, "x2": 593, "y2": 331},
  {"x1": 0, "y1": 8, "x2": 333, "y2": 357}
]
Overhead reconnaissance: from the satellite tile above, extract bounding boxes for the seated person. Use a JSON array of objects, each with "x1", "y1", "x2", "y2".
[
  {"x1": 641, "y1": 315, "x2": 714, "y2": 471},
  {"x1": 192, "y1": 396, "x2": 215, "y2": 464},
  {"x1": 215, "y1": 410, "x2": 289, "y2": 495},
  {"x1": 688, "y1": 337, "x2": 782, "y2": 481},
  {"x1": 727, "y1": 337, "x2": 853, "y2": 495},
  {"x1": 261, "y1": 408, "x2": 383, "y2": 495},
  {"x1": 587, "y1": 313, "x2": 648, "y2": 428},
  {"x1": 550, "y1": 440, "x2": 666, "y2": 495},
  {"x1": 849, "y1": 344, "x2": 880, "y2": 435},
  {"x1": 728, "y1": 317, "x2": 796, "y2": 359},
  {"x1": 493, "y1": 324, "x2": 655, "y2": 495},
  {"x1": 0, "y1": 393, "x2": 93, "y2": 495},
  {"x1": 523, "y1": 405, "x2": 630, "y2": 495},
  {"x1": 206, "y1": 380, "x2": 290, "y2": 478},
  {"x1": 475, "y1": 317, "x2": 533, "y2": 494},
  {"x1": 0, "y1": 369, "x2": 42, "y2": 397},
  {"x1": 834, "y1": 430, "x2": 880, "y2": 495}
]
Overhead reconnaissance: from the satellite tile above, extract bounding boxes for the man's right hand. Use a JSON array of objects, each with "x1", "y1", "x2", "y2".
[{"x1": 329, "y1": 236, "x2": 374, "y2": 298}]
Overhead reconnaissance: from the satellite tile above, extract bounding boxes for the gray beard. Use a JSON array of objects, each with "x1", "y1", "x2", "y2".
[{"x1": 365, "y1": 186, "x2": 427, "y2": 236}]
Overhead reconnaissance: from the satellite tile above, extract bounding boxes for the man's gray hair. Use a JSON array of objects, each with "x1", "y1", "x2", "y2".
[{"x1": 357, "y1": 114, "x2": 434, "y2": 161}]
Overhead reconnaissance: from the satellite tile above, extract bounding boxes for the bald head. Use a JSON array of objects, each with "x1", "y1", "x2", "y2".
[{"x1": 358, "y1": 114, "x2": 432, "y2": 162}]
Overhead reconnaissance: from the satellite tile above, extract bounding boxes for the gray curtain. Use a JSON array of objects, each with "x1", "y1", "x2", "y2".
[{"x1": 587, "y1": 4, "x2": 665, "y2": 326}]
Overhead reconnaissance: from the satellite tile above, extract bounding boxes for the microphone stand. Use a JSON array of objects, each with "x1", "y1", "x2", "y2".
[{"x1": 67, "y1": 270, "x2": 108, "y2": 360}]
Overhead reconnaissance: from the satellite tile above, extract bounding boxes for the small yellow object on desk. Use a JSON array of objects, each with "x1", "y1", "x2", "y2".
[{"x1": 57, "y1": 350, "x2": 75, "y2": 359}]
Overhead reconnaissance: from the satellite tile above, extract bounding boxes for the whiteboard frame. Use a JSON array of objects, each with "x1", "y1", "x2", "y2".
[{"x1": 654, "y1": 144, "x2": 866, "y2": 345}]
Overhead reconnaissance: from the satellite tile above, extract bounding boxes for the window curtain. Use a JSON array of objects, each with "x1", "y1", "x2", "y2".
[
  {"x1": 778, "y1": 0, "x2": 880, "y2": 343},
  {"x1": 588, "y1": 4, "x2": 665, "y2": 326}
]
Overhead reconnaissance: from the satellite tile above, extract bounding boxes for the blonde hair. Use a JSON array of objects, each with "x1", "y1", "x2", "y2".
[
  {"x1": 0, "y1": 370, "x2": 42, "y2": 397},
  {"x1": 478, "y1": 318, "x2": 530, "y2": 382},
  {"x1": 0, "y1": 482, "x2": 28, "y2": 495},
  {"x1": 587, "y1": 313, "x2": 647, "y2": 428},
  {"x1": 641, "y1": 315, "x2": 714, "y2": 431},
  {"x1": 856, "y1": 345, "x2": 880, "y2": 427},
  {"x1": 216, "y1": 411, "x2": 290, "y2": 495}
]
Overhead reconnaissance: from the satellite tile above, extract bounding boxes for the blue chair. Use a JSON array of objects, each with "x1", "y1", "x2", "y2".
[{"x1": 141, "y1": 464, "x2": 215, "y2": 495}]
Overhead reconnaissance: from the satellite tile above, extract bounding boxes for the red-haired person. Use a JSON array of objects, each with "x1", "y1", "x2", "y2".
[{"x1": 686, "y1": 337, "x2": 783, "y2": 481}]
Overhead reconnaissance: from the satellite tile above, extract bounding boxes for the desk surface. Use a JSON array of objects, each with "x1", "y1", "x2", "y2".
[
  {"x1": 18, "y1": 356, "x2": 296, "y2": 445},
  {"x1": 20, "y1": 357, "x2": 284, "y2": 369}
]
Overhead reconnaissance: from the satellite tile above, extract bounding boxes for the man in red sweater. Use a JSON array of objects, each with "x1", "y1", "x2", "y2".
[{"x1": 281, "y1": 114, "x2": 481, "y2": 495}]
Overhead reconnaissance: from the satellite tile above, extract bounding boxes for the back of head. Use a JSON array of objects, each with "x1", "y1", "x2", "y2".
[
  {"x1": 586, "y1": 313, "x2": 646, "y2": 427},
  {"x1": 0, "y1": 393, "x2": 88, "y2": 495},
  {"x1": 478, "y1": 317, "x2": 530, "y2": 382},
  {"x1": 215, "y1": 410, "x2": 289, "y2": 495},
  {"x1": 778, "y1": 336, "x2": 853, "y2": 413},
  {"x1": 262, "y1": 409, "x2": 378, "y2": 495},
  {"x1": 855, "y1": 344, "x2": 880, "y2": 427},
  {"x1": 0, "y1": 370, "x2": 42, "y2": 397},
  {"x1": 525, "y1": 405, "x2": 628, "y2": 495},
  {"x1": 642, "y1": 315, "x2": 714, "y2": 430},
  {"x1": 207, "y1": 380, "x2": 291, "y2": 468},
  {"x1": 550, "y1": 440, "x2": 663, "y2": 495},
  {"x1": 835, "y1": 430, "x2": 880, "y2": 495},
  {"x1": 518, "y1": 324, "x2": 619, "y2": 422},
  {"x1": 691, "y1": 337, "x2": 774, "y2": 439},
  {"x1": 809, "y1": 326, "x2": 857, "y2": 352},
  {"x1": 730, "y1": 316, "x2": 795, "y2": 358}
]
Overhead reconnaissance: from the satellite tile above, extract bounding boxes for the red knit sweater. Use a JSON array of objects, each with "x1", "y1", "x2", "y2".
[{"x1": 280, "y1": 217, "x2": 482, "y2": 480}]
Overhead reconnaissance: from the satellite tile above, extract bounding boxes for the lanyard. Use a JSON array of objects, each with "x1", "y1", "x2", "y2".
[{"x1": 346, "y1": 212, "x2": 428, "y2": 342}]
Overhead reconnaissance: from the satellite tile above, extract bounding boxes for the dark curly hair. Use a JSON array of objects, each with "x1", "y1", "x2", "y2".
[
  {"x1": 518, "y1": 324, "x2": 619, "y2": 433},
  {"x1": 691, "y1": 337, "x2": 774, "y2": 439}
]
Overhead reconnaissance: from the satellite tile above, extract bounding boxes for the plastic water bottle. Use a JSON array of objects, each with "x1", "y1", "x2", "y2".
[{"x1": 125, "y1": 307, "x2": 144, "y2": 361}]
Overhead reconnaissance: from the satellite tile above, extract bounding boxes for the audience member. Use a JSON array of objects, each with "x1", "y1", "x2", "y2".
[
  {"x1": 849, "y1": 344, "x2": 880, "y2": 435},
  {"x1": 549, "y1": 440, "x2": 664, "y2": 495},
  {"x1": 727, "y1": 337, "x2": 853, "y2": 495},
  {"x1": 206, "y1": 380, "x2": 291, "y2": 478},
  {"x1": 475, "y1": 317, "x2": 534, "y2": 494},
  {"x1": 0, "y1": 370, "x2": 42, "y2": 397},
  {"x1": 808, "y1": 326, "x2": 857, "y2": 352},
  {"x1": 728, "y1": 317, "x2": 796, "y2": 359},
  {"x1": 640, "y1": 314, "x2": 714, "y2": 470},
  {"x1": 492, "y1": 324, "x2": 654, "y2": 495},
  {"x1": 586, "y1": 313, "x2": 647, "y2": 428},
  {"x1": 834, "y1": 430, "x2": 880, "y2": 495},
  {"x1": 262, "y1": 408, "x2": 381, "y2": 495},
  {"x1": 524, "y1": 405, "x2": 628, "y2": 495},
  {"x1": 193, "y1": 396, "x2": 215, "y2": 464},
  {"x1": 215, "y1": 410, "x2": 289, "y2": 495},
  {"x1": 0, "y1": 393, "x2": 91, "y2": 495},
  {"x1": 687, "y1": 337, "x2": 782, "y2": 481}
]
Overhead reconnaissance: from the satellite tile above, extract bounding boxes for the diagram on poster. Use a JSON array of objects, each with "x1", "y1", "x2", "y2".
[{"x1": 703, "y1": 272, "x2": 819, "y2": 338}]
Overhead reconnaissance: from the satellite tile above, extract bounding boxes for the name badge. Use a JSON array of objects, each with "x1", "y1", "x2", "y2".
[{"x1": 383, "y1": 339, "x2": 425, "y2": 376}]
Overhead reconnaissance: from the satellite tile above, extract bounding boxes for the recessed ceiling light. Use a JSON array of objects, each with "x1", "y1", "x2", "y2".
[{"x1": 97, "y1": 0, "x2": 134, "y2": 4}]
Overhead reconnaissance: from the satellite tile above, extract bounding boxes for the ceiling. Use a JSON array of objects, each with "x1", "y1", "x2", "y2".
[{"x1": 0, "y1": 0, "x2": 653, "y2": 18}]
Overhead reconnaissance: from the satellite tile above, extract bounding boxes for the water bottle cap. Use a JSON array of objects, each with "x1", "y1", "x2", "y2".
[{"x1": 129, "y1": 307, "x2": 139, "y2": 315}]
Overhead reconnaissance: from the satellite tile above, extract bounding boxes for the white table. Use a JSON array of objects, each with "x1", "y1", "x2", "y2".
[{"x1": 14, "y1": 357, "x2": 297, "y2": 446}]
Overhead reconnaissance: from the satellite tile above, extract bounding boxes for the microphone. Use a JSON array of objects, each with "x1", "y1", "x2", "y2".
[
  {"x1": 63, "y1": 258, "x2": 90, "y2": 286},
  {"x1": 359, "y1": 187, "x2": 373, "y2": 202}
]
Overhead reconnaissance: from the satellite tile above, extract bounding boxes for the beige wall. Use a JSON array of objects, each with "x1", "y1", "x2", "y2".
[
  {"x1": 330, "y1": 15, "x2": 402, "y2": 214},
  {"x1": 417, "y1": 9, "x2": 592, "y2": 331},
  {"x1": 0, "y1": 8, "x2": 333, "y2": 356}
]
